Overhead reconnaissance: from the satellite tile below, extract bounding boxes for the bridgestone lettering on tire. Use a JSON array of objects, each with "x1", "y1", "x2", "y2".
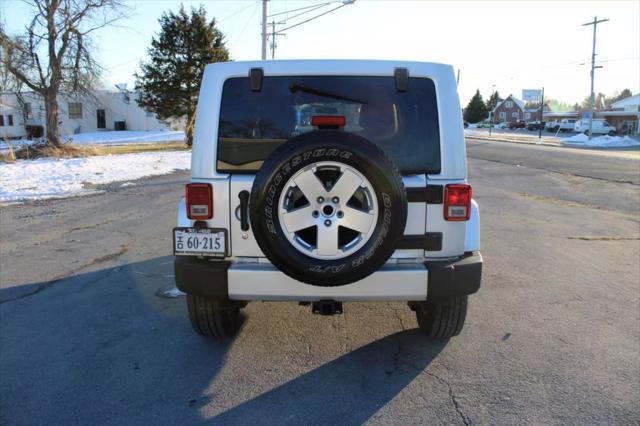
[{"x1": 250, "y1": 130, "x2": 407, "y2": 286}]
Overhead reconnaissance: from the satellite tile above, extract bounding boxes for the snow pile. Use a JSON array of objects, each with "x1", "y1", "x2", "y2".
[
  {"x1": 1, "y1": 130, "x2": 185, "y2": 153},
  {"x1": 0, "y1": 139, "x2": 38, "y2": 153},
  {"x1": 64, "y1": 130, "x2": 185, "y2": 145},
  {"x1": 563, "y1": 134, "x2": 640, "y2": 148},
  {"x1": 0, "y1": 151, "x2": 191, "y2": 202}
]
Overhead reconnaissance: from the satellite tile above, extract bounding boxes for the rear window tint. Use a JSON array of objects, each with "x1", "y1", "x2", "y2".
[{"x1": 217, "y1": 75, "x2": 440, "y2": 174}]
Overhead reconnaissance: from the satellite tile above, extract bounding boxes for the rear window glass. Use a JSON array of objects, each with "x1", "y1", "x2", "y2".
[{"x1": 217, "y1": 75, "x2": 440, "y2": 174}]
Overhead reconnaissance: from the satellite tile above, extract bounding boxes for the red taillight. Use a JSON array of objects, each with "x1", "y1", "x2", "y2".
[
  {"x1": 444, "y1": 184, "x2": 472, "y2": 221},
  {"x1": 186, "y1": 183, "x2": 213, "y2": 220},
  {"x1": 311, "y1": 115, "x2": 346, "y2": 128}
]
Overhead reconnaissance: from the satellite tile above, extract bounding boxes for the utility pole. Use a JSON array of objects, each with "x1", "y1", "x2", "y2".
[
  {"x1": 269, "y1": 20, "x2": 286, "y2": 59},
  {"x1": 261, "y1": 0, "x2": 268, "y2": 60},
  {"x1": 538, "y1": 87, "x2": 544, "y2": 139},
  {"x1": 583, "y1": 16, "x2": 608, "y2": 140}
]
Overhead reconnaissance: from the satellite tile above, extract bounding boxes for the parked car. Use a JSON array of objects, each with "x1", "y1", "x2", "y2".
[
  {"x1": 475, "y1": 120, "x2": 493, "y2": 128},
  {"x1": 507, "y1": 120, "x2": 526, "y2": 129},
  {"x1": 545, "y1": 119, "x2": 577, "y2": 133},
  {"x1": 574, "y1": 119, "x2": 616, "y2": 135},
  {"x1": 495, "y1": 122, "x2": 508, "y2": 129},
  {"x1": 526, "y1": 121, "x2": 545, "y2": 131},
  {"x1": 174, "y1": 60, "x2": 482, "y2": 339}
]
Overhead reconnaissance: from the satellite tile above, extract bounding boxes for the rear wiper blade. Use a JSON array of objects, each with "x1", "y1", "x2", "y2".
[{"x1": 289, "y1": 84, "x2": 368, "y2": 104}]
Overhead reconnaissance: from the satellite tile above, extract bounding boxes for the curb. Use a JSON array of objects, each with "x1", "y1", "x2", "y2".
[{"x1": 465, "y1": 135, "x2": 562, "y2": 148}]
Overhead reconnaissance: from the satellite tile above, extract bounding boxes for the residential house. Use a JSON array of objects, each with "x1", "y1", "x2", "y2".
[
  {"x1": 0, "y1": 91, "x2": 176, "y2": 139},
  {"x1": 597, "y1": 93, "x2": 639, "y2": 135},
  {"x1": 492, "y1": 95, "x2": 525, "y2": 123}
]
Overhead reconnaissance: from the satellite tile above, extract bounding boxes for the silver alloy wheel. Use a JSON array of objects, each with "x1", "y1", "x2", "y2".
[{"x1": 277, "y1": 161, "x2": 379, "y2": 260}]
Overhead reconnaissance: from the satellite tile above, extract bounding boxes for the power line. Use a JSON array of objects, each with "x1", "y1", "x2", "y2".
[
  {"x1": 267, "y1": 2, "x2": 332, "y2": 18},
  {"x1": 228, "y1": 2, "x2": 260, "y2": 49},
  {"x1": 218, "y1": 1, "x2": 258, "y2": 23},
  {"x1": 275, "y1": 3, "x2": 351, "y2": 34}
]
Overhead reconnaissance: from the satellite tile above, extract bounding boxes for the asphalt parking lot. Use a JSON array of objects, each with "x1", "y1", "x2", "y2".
[{"x1": 1, "y1": 139, "x2": 638, "y2": 424}]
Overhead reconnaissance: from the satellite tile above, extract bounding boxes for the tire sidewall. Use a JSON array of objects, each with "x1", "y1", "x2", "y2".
[{"x1": 250, "y1": 131, "x2": 407, "y2": 287}]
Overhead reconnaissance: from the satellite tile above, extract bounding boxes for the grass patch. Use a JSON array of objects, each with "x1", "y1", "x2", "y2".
[{"x1": 1, "y1": 141, "x2": 188, "y2": 162}]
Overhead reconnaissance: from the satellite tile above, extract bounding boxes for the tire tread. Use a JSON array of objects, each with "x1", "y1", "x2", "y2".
[
  {"x1": 187, "y1": 294, "x2": 240, "y2": 338},
  {"x1": 416, "y1": 296, "x2": 468, "y2": 339}
]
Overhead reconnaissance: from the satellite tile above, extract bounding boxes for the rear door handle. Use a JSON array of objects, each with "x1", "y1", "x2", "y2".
[{"x1": 238, "y1": 190, "x2": 250, "y2": 231}]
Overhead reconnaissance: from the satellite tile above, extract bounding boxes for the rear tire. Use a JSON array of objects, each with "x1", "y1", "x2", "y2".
[
  {"x1": 415, "y1": 296, "x2": 468, "y2": 339},
  {"x1": 187, "y1": 295, "x2": 242, "y2": 338}
]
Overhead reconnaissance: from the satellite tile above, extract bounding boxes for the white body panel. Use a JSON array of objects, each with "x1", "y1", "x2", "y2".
[
  {"x1": 228, "y1": 263, "x2": 428, "y2": 301},
  {"x1": 465, "y1": 200, "x2": 481, "y2": 252}
]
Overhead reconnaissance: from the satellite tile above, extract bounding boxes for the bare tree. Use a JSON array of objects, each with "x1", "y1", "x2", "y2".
[{"x1": 0, "y1": 1, "x2": 125, "y2": 147}]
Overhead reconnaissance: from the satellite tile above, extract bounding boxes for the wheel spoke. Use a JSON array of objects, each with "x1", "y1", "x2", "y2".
[
  {"x1": 281, "y1": 206, "x2": 316, "y2": 233},
  {"x1": 316, "y1": 223, "x2": 340, "y2": 256},
  {"x1": 330, "y1": 169, "x2": 362, "y2": 202},
  {"x1": 294, "y1": 169, "x2": 326, "y2": 200},
  {"x1": 341, "y1": 207, "x2": 375, "y2": 233}
]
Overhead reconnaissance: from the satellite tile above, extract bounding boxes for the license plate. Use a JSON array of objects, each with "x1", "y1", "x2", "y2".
[{"x1": 173, "y1": 228, "x2": 227, "y2": 257}]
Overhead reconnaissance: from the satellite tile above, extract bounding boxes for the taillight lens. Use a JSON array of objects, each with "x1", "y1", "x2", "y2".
[
  {"x1": 311, "y1": 115, "x2": 346, "y2": 127},
  {"x1": 186, "y1": 183, "x2": 213, "y2": 220},
  {"x1": 444, "y1": 184, "x2": 472, "y2": 221}
]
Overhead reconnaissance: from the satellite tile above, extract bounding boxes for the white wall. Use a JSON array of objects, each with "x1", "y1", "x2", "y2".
[{"x1": 0, "y1": 91, "x2": 180, "y2": 139}]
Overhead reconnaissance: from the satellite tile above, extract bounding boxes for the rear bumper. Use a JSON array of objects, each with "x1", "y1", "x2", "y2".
[{"x1": 174, "y1": 252, "x2": 482, "y2": 302}]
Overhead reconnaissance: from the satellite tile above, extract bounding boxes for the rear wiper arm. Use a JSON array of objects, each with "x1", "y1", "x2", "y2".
[{"x1": 289, "y1": 84, "x2": 368, "y2": 104}]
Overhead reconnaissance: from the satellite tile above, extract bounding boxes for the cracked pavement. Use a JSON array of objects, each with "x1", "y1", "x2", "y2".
[{"x1": 1, "y1": 140, "x2": 639, "y2": 424}]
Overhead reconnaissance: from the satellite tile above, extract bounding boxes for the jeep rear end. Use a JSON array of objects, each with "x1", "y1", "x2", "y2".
[{"x1": 173, "y1": 60, "x2": 481, "y2": 339}]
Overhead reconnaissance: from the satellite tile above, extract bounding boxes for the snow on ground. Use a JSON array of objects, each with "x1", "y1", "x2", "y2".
[
  {"x1": 0, "y1": 150, "x2": 190, "y2": 203},
  {"x1": 64, "y1": 130, "x2": 185, "y2": 145},
  {"x1": 0, "y1": 130, "x2": 185, "y2": 153},
  {"x1": 0, "y1": 139, "x2": 39, "y2": 153},
  {"x1": 562, "y1": 134, "x2": 640, "y2": 148}
]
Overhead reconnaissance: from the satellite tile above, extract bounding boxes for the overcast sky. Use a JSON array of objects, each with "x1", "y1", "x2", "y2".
[{"x1": 3, "y1": 0, "x2": 639, "y2": 105}]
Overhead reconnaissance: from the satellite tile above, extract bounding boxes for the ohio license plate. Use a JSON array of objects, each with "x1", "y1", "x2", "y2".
[{"x1": 173, "y1": 228, "x2": 227, "y2": 257}]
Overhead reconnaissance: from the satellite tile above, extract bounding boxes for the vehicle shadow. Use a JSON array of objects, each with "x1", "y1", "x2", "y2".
[
  {"x1": 211, "y1": 330, "x2": 446, "y2": 425},
  {"x1": 0, "y1": 255, "x2": 239, "y2": 424},
  {"x1": 0, "y1": 256, "x2": 446, "y2": 425}
]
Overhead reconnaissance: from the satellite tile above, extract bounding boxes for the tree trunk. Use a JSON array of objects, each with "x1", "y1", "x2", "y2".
[{"x1": 44, "y1": 90, "x2": 61, "y2": 148}]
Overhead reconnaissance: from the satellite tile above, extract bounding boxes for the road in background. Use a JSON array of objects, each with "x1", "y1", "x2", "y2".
[{"x1": 1, "y1": 141, "x2": 638, "y2": 424}]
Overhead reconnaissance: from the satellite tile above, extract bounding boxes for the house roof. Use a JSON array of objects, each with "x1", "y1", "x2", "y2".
[
  {"x1": 597, "y1": 110, "x2": 640, "y2": 117},
  {"x1": 494, "y1": 95, "x2": 525, "y2": 111},
  {"x1": 611, "y1": 93, "x2": 639, "y2": 109}
]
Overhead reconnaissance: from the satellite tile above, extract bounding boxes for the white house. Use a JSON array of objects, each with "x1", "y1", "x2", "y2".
[
  {"x1": 0, "y1": 90, "x2": 175, "y2": 139},
  {"x1": 597, "y1": 93, "x2": 639, "y2": 135}
]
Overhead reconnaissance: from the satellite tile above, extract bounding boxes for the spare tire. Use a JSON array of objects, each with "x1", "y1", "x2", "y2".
[{"x1": 250, "y1": 130, "x2": 407, "y2": 287}]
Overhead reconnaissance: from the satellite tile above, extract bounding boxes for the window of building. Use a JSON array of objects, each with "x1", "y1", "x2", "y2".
[
  {"x1": 525, "y1": 113, "x2": 531, "y2": 120},
  {"x1": 499, "y1": 112, "x2": 506, "y2": 120},
  {"x1": 68, "y1": 102, "x2": 83, "y2": 119},
  {"x1": 7, "y1": 115, "x2": 13, "y2": 126},
  {"x1": 24, "y1": 103, "x2": 33, "y2": 119},
  {"x1": 512, "y1": 111, "x2": 518, "y2": 118},
  {"x1": 0, "y1": 115, "x2": 4, "y2": 126},
  {"x1": 505, "y1": 101, "x2": 513, "y2": 108}
]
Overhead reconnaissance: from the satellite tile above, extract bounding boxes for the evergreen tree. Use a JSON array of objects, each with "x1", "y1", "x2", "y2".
[
  {"x1": 486, "y1": 90, "x2": 501, "y2": 112},
  {"x1": 135, "y1": 5, "x2": 229, "y2": 145},
  {"x1": 464, "y1": 90, "x2": 488, "y2": 123}
]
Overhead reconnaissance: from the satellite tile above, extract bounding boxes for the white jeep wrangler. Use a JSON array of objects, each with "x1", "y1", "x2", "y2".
[{"x1": 173, "y1": 60, "x2": 482, "y2": 339}]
